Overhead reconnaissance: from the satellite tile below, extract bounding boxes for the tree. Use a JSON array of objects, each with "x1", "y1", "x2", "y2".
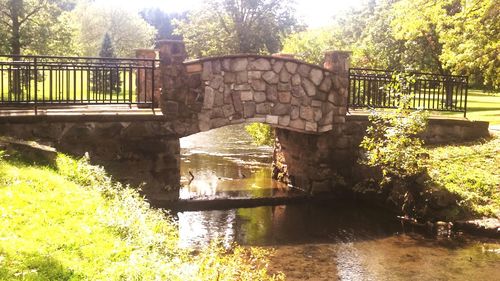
[
  {"x1": 391, "y1": 0, "x2": 500, "y2": 90},
  {"x1": 174, "y1": 0, "x2": 303, "y2": 57},
  {"x1": 140, "y1": 8, "x2": 185, "y2": 44},
  {"x1": 0, "y1": 0, "x2": 78, "y2": 56},
  {"x1": 281, "y1": 27, "x2": 342, "y2": 64},
  {"x1": 95, "y1": 33, "x2": 120, "y2": 93},
  {"x1": 71, "y1": 3, "x2": 156, "y2": 57}
]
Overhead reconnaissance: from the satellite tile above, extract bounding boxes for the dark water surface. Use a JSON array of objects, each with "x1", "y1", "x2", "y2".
[{"x1": 177, "y1": 124, "x2": 500, "y2": 281}]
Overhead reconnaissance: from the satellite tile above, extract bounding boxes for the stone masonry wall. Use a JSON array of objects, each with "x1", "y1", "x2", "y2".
[
  {"x1": 276, "y1": 115, "x2": 490, "y2": 194},
  {"x1": 0, "y1": 116, "x2": 180, "y2": 203},
  {"x1": 158, "y1": 40, "x2": 348, "y2": 137}
]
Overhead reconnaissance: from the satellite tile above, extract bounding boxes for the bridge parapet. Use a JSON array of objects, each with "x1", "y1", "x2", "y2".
[{"x1": 158, "y1": 40, "x2": 350, "y2": 137}]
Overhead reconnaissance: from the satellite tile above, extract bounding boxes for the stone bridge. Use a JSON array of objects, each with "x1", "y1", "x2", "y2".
[
  {"x1": 0, "y1": 40, "x2": 490, "y2": 206},
  {"x1": 158, "y1": 40, "x2": 349, "y2": 137}
]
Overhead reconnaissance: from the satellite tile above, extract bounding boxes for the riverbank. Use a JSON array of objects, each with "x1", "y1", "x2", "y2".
[{"x1": 0, "y1": 147, "x2": 282, "y2": 280}]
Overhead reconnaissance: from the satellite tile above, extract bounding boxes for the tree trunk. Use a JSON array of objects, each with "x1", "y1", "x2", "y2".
[{"x1": 8, "y1": 0, "x2": 22, "y2": 100}]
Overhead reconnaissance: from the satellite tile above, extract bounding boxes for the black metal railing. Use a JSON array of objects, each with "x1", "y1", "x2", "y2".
[
  {"x1": 348, "y1": 68, "x2": 468, "y2": 116},
  {"x1": 0, "y1": 54, "x2": 159, "y2": 110}
]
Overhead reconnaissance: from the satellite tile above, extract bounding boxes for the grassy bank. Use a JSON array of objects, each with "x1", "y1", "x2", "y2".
[
  {"x1": 0, "y1": 152, "x2": 282, "y2": 280},
  {"x1": 425, "y1": 135, "x2": 500, "y2": 218}
]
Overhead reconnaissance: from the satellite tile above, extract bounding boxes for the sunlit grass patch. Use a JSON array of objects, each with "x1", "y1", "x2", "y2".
[
  {"x1": 425, "y1": 136, "x2": 500, "y2": 218},
  {"x1": 0, "y1": 152, "x2": 282, "y2": 280}
]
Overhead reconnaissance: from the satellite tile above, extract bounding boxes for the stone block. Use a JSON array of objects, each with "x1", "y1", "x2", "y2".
[
  {"x1": 298, "y1": 64, "x2": 311, "y2": 77},
  {"x1": 279, "y1": 115, "x2": 291, "y2": 126},
  {"x1": 186, "y1": 63, "x2": 202, "y2": 73},
  {"x1": 249, "y1": 58, "x2": 271, "y2": 71},
  {"x1": 240, "y1": 91, "x2": 253, "y2": 101},
  {"x1": 251, "y1": 79, "x2": 266, "y2": 91},
  {"x1": 310, "y1": 69, "x2": 324, "y2": 86},
  {"x1": 266, "y1": 115, "x2": 279, "y2": 125},
  {"x1": 300, "y1": 106, "x2": 314, "y2": 121},
  {"x1": 201, "y1": 61, "x2": 212, "y2": 80},
  {"x1": 248, "y1": 71, "x2": 262, "y2": 79},
  {"x1": 272, "y1": 104, "x2": 291, "y2": 115},
  {"x1": 273, "y1": 61, "x2": 284, "y2": 73},
  {"x1": 278, "y1": 82, "x2": 291, "y2": 91},
  {"x1": 285, "y1": 62, "x2": 298, "y2": 73},
  {"x1": 232, "y1": 58, "x2": 248, "y2": 71},
  {"x1": 313, "y1": 108, "x2": 323, "y2": 121},
  {"x1": 302, "y1": 78, "x2": 316, "y2": 97},
  {"x1": 254, "y1": 92, "x2": 267, "y2": 103},
  {"x1": 243, "y1": 102, "x2": 256, "y2": 117},
  {"x1": 222, "y1": 59, "x2": 231, "y2": 71},
  {"x1": 203, "y1": 87, "x2": 215, "y2": 109},
  {"x1": 263, "y1": 71, "x2": 279, "y2": 84},
  {"x1": 278, "y1": 91, "x2": 292, "y2": 103},
  {"x1": 280, "y1": 69, "x2": 291, "y2": 82},
  {"x1": 223, "y1": 104, "x2": 235, "y2": 117},
  {"x1": 224, "y1": 72, "x2": 236, "y2": 83},
  {"x1": 318, "y1": 124, "x2": 333, "y2": 133},
  {"x1": 256, "y1": 103, "x2": 271, "y2": 114},
  {"x1": 319, "y1": 76, "x2": 332, "y2": 92},
  {"x1": 236, "y1": 71, "x2": 248, "y2": 83},
  {"x1": 290, "y1": 106, "x2": 300, "y2": 119},
  {"x1": 210, "y1": 75, "x2": 223, "y2": 89},
  {"x1": 292, "y1": 74, "x2": 301, "y2": 86},
  {"x1": 289, "y1": 119, "x2": 305, "y2": 130},
  {"x1": 235, "y1": 84, "x2": 251, "y2": 91},
  {"x1": 305, "y1": 121, "x2": 318, "y2": 132},
  {"x1": 312, "y1": 100, "x2": 322, "y2": 107},
  {"x1": 211, "y1": 107, "x2": 224, "y2": 118},
  {"x1": 266, "y1": 85, "x2": 278, "y2": 101},
  {"x1": 212, "y1": 60, "x2": 221, "y2": 74},
  {"x1": 211, "y1": 118, "x2": 229, "y2": 128},
  {"x1": 214, "y1": 91, "x2": 224, "y2": 106},
  {"x1": 232, "y1": 92, "x2": 243, "y2": 112}
]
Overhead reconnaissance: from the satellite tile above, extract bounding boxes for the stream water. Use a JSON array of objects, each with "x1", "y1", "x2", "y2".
[{"x1": 176, "y1": 124, "x2": 500, "y2": 281}]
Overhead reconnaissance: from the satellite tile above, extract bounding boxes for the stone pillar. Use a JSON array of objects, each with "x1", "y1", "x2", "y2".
[
  {"x1": 135, "y1": 49, "x2": 160, "y2": 108},
  {"x1": 157, "y1": 40, "x2": 188, "y2": 120},
  {"x1": 323, "y1": 51, "x2": 351, "y2": 122}
]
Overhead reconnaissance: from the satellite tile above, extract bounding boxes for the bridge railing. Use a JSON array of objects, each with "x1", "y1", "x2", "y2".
[
  {"x1": 348, "y1": 68, "x2": 468, "y2": 116},
  {"x1": 0, "y1": 54, "x2": 159, "y2": 110}
]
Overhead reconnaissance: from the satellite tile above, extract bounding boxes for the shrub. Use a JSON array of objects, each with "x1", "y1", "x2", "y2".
[
  {"x1": 360, "y1": 73, "x2": 428, "y2": 181},
  {"x1": 245, "y1": 123, "x2": 275, "y2": 146}
]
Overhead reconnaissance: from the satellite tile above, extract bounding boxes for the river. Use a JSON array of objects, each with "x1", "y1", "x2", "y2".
[{"x1": 176, "y1": 124, "x2": 500, "y2": 281}]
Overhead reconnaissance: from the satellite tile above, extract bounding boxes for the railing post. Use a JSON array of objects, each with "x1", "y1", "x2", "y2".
[{"x1": 33, "y1": 57, "x2": 38, "y2": 115}]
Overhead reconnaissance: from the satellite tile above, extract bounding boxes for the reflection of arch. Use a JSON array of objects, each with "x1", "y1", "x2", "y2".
[{"x1": 158, "y1": 41, "x2": 350, "y2": 138}]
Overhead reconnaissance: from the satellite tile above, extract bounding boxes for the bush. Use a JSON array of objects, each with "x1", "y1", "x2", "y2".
[
  {"x1": 360, "y1": 73, "x2": 428, "y2": 181},
  {"x1": 245, "y1": 123, "x2": 275, "y2": 146}
]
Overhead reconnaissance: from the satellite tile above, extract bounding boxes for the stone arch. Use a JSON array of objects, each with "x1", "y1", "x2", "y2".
[{"x1": 158, "y1": 41, "x2": 349, "y2": 138}]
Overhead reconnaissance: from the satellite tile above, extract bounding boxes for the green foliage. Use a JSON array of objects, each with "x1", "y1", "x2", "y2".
[
  {"x1": 281, "y1": 27, "x2": 341, "y2": 64},
  {"x1": 360, "y1": 73, "x2": 428, "y2": 180},
  {"x1": 70, "y1": 3, "x2": 156, "y2": 57},
  {"x1": 245, "y1": 123, "x2": 275, "y2": 146},
  {"x1": 425, "y1": 137, "x2": 500, "y2": 217},
  {"x1": 0, "y1": 0, "x2": 79, "y2": 55},
  {"x1": 174, "y1": 0, "x2": 302, "y2": 57},
  {"x1": 0, "y1": 153, "x2": 282, "y2": 280}
]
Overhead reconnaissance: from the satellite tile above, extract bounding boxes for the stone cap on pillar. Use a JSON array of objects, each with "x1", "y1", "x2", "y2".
[{"x1": 323, "y1": 50, "x2": 352, "y2": 74}]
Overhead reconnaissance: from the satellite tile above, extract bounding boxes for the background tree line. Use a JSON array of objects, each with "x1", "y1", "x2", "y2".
[{"x1": 0, "y1": 0, "x2": 497, "y2": 90}]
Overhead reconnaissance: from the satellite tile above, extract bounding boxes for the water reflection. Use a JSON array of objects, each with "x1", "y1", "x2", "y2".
[
  {"x1": 179, "y1": 124, "x2": 287, "y2": 199},
  {"x1": 175, "y1": 204, "x2": 500, "y2": 281}
]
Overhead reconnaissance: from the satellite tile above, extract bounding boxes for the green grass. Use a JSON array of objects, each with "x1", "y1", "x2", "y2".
[
  {"x1": 436, "y1": 89, "x2": 500, "y2": 125},
  {"x1": 1, "y1": 70, "x2": 138, "y2": 103},
  {"x1": 425, "y1": 135, "x2": 500, "y2": 218},
  {"x1": 0, "y1": 152, "x2": 282, "y2": 281}
]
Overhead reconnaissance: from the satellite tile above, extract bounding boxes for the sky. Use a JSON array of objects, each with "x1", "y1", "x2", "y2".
[{"x1": 94, "y1": 0, "x2": 365, "y2": 28}]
